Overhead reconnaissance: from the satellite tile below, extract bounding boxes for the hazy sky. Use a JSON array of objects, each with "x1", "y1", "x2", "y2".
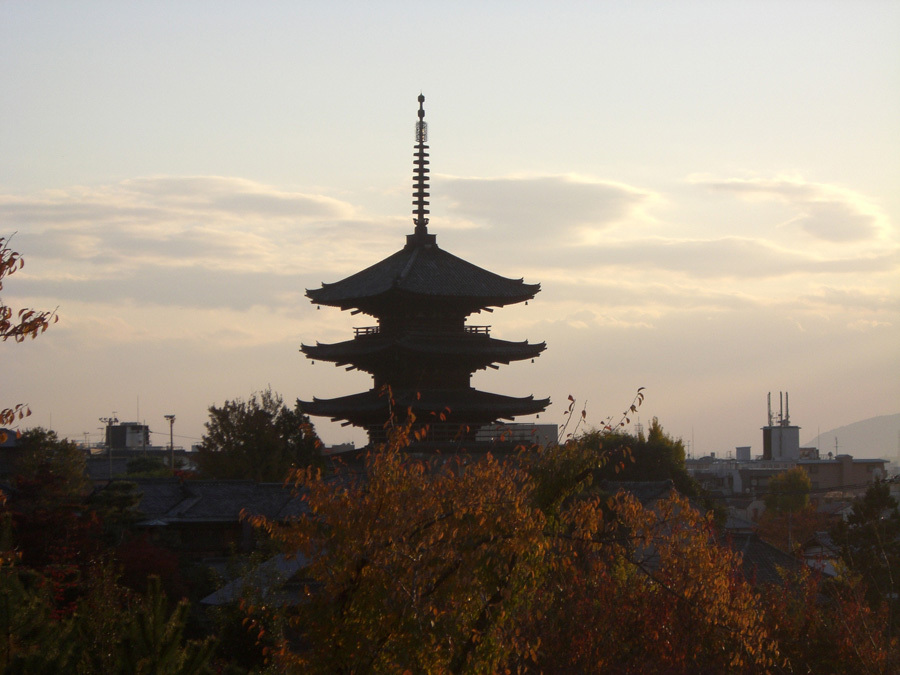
[{"x1": 2, "y1": 1, "x2": 898, "y2": 457}]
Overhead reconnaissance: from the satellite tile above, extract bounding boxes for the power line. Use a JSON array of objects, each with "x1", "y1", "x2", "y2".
[{"x1": 148, "y1": 430, "x2": 202, "y2": 442}]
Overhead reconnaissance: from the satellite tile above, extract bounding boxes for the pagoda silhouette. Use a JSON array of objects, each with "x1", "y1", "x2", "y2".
[{"x1": 301, "y1": 95, "x2": 548, "y2": 445}]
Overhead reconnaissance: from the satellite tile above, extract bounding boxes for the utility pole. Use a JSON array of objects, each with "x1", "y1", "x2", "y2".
[
  {"x1": 164, "y1": 414, "x2": 176, "y2": 469},
  {"x1": 99, "y1": 415, "x2": 118, "y2": 479}
]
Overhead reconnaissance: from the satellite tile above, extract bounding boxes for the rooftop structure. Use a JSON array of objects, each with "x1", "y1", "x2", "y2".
[
  {"x1": 762, "y1": 391, "x2": 801, "y2": 461},
  {"x1": 301, "y1": 96, "x2": 549, "y2": 445}
]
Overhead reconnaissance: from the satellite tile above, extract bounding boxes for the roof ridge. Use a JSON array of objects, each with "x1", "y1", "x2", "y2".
[{"x1": 397, "y1": 246, "x2": 419, "y2": 283}]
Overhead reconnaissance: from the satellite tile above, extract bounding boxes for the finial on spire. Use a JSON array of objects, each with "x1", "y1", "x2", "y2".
[
  {"x1": 408, "y1": 94, "x2": 436, "y2": 248},
  {"x1": 416, "y1": 94, "x2": 427, "y2": 142}
]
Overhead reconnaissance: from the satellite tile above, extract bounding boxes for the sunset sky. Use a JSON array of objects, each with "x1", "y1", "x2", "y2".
[{"x1": 2, "y1": 1, "x2": 898, "y2": 456}]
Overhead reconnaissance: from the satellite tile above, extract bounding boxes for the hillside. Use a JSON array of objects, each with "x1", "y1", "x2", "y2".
[{"x1": 803, "y1": 413, "x2": 900, "y2": 460}]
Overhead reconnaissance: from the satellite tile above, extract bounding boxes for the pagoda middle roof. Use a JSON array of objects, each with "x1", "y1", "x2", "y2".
[
  {"x1": 301, "y1": 333, "x2": 546, "y2": 365},
  {"x1": 306, "y1": 242, "x2": 540, "y2": 309}
]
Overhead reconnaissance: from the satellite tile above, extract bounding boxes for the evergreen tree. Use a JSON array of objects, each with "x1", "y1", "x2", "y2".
[{"x1": 196, "y1": 388, "x2": 321, "y2": 482}]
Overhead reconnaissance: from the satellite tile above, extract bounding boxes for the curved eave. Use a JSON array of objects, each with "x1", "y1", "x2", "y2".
[
  {"x1": 306, "y1": 244, "x2": 540, "y2": 310},
  {"x1": 309, "y1": 289, "x2": 539, "y2": 315},
  {"x1": 300, "y1": 388, "x2": 550, "y2": 424},
  {"x1": 301, "y1": 336, "x2": 546, "y2": 367}
]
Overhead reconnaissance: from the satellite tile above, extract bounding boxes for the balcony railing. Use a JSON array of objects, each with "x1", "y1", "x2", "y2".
[{"x1": 352, "y1": 325, "x2": 492, "y2": 337}]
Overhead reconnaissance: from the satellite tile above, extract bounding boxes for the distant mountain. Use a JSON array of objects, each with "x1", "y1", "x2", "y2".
[{"x1": 803, "y1": 413, "x2": 900, "y2": 460}]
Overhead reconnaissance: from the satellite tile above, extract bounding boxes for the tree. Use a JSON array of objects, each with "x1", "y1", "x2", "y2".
[
  {"x1": 115, "y1": 576, "x2": 215, "y2": 675},
  {"x1": 87, "y1": 480, "x2": 144, "y2": 549},
  {"x1": 196, "y1": 388, "x2": 321, "y2": 482},
  {"x1": 125, "y1": 455, "x2": 173, "y2": 478},
  {"x1": 761, "y1": 567, "x2": 898, "y2": 674},
  {"x1": 6, "y1": 429, "x2": 100, "y2": 615},
  {"x1": 1, "y1": 236, "x2": 58, "y2": 440},
  {"x1": 246, "y1": 407, "x2": 780, "y2": 673},
  {"x1": 758, "y1": 467, "x2": 813, "y2": 553},
  {"x1": 764, "y1": 466, "x2": 811, "y2": 515},
  {"x1": 13, "y1": 428, "x2": 89, "y2": 509},
  {"x1": 757, "y1": 503, "x2": 827, "y2": 553},
  {"x1": 832, "y1": 482, "x2": 900, "y2": 632},
  {"x1": 0, "y1": 566, "x2": 214, "y2": 674},
  {"x1": 576, "y1": 417, "x2": 700, "y2": 497}
]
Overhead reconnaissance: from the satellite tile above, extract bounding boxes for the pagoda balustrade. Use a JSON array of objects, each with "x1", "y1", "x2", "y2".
[{"x1": 353, "y1": 324, "x2": 492, "y2": 338}]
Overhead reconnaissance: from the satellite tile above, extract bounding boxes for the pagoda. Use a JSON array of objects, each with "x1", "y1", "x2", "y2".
[{"x1": 300, "y1": 95, "x2": 548, "y2": 445}]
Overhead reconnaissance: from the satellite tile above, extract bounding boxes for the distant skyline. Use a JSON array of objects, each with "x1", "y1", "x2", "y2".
[{"x1": 2, "y1": 2, "x2": 898, "y2": 456}]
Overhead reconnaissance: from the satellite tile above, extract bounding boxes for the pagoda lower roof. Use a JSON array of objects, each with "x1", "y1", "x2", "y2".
[
  {"x1": 300, "y1": 388, "x2": 550, "y2": 425},
  {"x1": 301, "y1": 334, "x2": 545, "y2": 367},
  {"x1": 306, "y1": 242, "x2": 539, "y2": 310}
]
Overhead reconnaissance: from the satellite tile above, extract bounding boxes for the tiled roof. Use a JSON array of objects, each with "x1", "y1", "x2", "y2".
[
  {"x1": 301, "y1": 387, "x2": 550, "y2": 424},
  {"x1": 722, "y1": 531, "x2": 802, "y2": 586},
  {"x1": 200, "y1": 553, "x2": 310, "y2": 606},
  {"x1": 306, "y1": 243, "x2": 540, "y2": 309},
  {"x1": 130, "y1": 479, "x2": 307, "y2": 525},
  {"x1": 302, "y1": 334, "x2": 545, "y2": 368}
]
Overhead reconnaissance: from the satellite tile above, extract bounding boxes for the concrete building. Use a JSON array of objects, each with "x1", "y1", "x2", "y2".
[
  {"x1": 687, "y1": 393, "x2": 887, "y2": 507},
  {"x1": 762, "y1": 391, "x2": 800, "y2": 461}
]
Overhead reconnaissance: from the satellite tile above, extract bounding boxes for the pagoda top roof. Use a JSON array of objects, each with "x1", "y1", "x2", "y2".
[
  {"x1": 306, "y1": 243, "x2": 540, "y2": 308},
  {"x1": 307, "y1": 95, "x2": 540, "y2": 310}
]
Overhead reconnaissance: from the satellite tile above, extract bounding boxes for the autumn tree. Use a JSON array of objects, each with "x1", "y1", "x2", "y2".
[
  {"x1": 246, "y1": 403, "x2": 781, "y2": 673},
  {"x1": 1, "y1": 235, "x2": 58, "y2": 438},
  {"x1": 196, "y1": 388, "x2": 321, "y2": 482},
  {"x1": 761, "y1": 567, "x2": 898, "y2": 674},
  {"x1": 757, "y1": 504, "x2": 827, "y2": 554},
  {"x1": 531, "y1": 491, "x2": 776, "y2": 673}
]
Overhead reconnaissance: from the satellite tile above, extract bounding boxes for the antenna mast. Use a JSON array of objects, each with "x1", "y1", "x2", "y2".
[{"x1": 785, "y1": 391, "x2": 790, "y2": 425}]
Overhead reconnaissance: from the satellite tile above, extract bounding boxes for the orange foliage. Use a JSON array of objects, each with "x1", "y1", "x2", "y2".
[
  {"x1": 761, "y1": 568, "x2": 898, "y2": 673},
  {"x1": 246, "y1": 413, "x2": 780, "y2": 673},
  {"x1": 757, "y1": 504, "x2": 831, "y2": 553},
  {"x1": 1, "y1": 235, "x2": 57, "y2": 441},
  {"x1": 242, "y1": 397, "x2": 896, "y2": 672}
]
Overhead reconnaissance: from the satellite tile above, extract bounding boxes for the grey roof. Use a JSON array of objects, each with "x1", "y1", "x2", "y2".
[
  {"x1": 723, "y1": 531, "x2": 802, "y2": 586},
  {"x1": 306, "y1": 243, "x2": 540, "y2": 310},
  {"x1": 723, "y1": 513, "x2": 756, "y2": 532},
  {"x1": 801, "y1": 530, "x2": 840, "y2": 556},
  {"x1": 131, "y1": 479, "x2": 307, "y2": 525},
  {"x1": 200, "y1": 553, "x2": 310, "y2": 606}
]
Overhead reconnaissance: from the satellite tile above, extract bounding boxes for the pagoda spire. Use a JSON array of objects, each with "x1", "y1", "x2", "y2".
[{"x1": 407, "y1": 93, "x2": 436, "y2": 248}]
